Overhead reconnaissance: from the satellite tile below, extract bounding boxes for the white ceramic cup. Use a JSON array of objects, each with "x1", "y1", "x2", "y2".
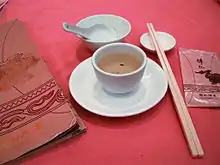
[{"x1": 91, "y1": 43, "x2": 147, "y2": 94}]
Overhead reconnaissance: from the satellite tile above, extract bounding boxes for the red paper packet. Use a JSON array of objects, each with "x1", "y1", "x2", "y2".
[{"x1": 179, "y1": 48, "x2": 220, "y2": 107}]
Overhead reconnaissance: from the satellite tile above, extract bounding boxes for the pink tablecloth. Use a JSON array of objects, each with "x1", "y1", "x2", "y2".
[{"x1": 1, "y1": 0, "x2": 220, "y2": 165}]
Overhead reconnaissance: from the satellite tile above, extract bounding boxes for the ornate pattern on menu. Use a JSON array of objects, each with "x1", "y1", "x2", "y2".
[{"x1": 0, "y1": 78, "x2": 67, "y2": 136}]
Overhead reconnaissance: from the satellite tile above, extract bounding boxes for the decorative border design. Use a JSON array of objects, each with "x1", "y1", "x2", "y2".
[
  {"x1": 0, "y1": 78, "x2": 56, "y2": 113},
  {"x1": 0, "y1": 88, "x2": 67, "y2": 136}
]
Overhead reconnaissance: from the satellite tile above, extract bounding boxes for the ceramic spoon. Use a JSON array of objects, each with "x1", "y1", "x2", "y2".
[{"x1": 62, "y1": 22, "x2": 111, "y2": 40}]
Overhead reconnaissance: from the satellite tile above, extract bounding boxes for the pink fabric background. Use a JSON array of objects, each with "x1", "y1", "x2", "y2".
[{"x1": 1, "y1": 0, "x2": 220, "y2": 165}]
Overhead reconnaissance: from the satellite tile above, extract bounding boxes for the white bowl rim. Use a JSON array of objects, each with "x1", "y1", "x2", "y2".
[
  {"x1": 91, "y1": 42, "x2": 147, "y2": 77},
  {"x1": 140, "y1": 31, "x2": 176, "y2": 51},
  {"x1": 76, "y1": 14, "x2": 131, "y2": 44}
]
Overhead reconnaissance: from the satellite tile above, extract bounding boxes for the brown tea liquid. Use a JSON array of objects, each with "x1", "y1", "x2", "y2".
[{"x1": 97, "y1": 53, "x2": 142, "y2": 74}]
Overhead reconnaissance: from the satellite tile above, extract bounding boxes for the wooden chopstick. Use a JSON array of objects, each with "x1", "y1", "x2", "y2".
[
  {"x1": 146, "y1": 23, "x2": 198, "y2": 157},
  {"x1": 146, "y1": 23, "x2": 204, "y2": 157}
]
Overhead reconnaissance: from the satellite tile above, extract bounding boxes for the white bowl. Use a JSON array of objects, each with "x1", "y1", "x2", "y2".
[
  {"x1": 76, "y1": 14, "x2": 131, "y2": 51},
  {"x1": 140, "y1": 31, "x2": 176, "y2": 52}
]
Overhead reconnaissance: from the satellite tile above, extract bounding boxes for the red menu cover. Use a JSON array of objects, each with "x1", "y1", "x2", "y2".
[{"x1": 0, "y1": 20, "x2": 86, "y2": 164}]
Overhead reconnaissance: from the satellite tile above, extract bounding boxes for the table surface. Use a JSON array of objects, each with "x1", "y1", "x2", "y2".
[{"x1": 1, "y1": 0, "x2": 220, "y2": 165}]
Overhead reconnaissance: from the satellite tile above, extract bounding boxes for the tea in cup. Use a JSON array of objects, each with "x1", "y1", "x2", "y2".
[{"x1": 91, "y1": 43, "x2": 147, "y2": 94}]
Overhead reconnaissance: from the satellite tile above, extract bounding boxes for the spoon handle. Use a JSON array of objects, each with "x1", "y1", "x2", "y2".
[{"x1": 62, "y1": 22, "x2": 87, "y2": 38}]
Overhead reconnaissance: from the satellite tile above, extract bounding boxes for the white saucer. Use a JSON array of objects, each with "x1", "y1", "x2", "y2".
[
  {"x1": 140, "y1": 31, "x2": 176, "y2": 52},
  {"x1": 69, "y1": 58, "x2": 168, "y2": 117}
]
